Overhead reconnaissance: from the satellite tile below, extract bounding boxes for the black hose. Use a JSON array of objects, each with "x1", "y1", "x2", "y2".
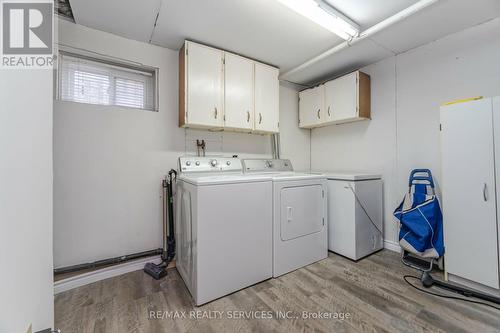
[
  {"x1": 54, "y1": 248, "x2": 163, "y2": 275},
  {"x1": 403, "y1": 275, "x2": 500, "y2": 310},
  {"x1": 165, "y1": 169, "x2": 177, "y2": 262}
]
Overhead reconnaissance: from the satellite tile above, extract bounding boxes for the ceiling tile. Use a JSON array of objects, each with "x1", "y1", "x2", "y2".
[
  {"x1": 370, "y1": 0, "x2": 500, "y2": 54},
  {"x1": 70, "y1": 0, "x2": 161, "y2": 42},
  {"x1": 284, "y1": 39, "x2": 394, "y2": 84},
  {"x1": 151, "y1": 0, "x2": 344, "y2": 71},
  {"x1": 325, "y1": 0, "x2": 419, "y2": 30}
]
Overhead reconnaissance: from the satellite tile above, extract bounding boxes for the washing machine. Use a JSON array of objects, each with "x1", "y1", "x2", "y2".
[
  {"x1": 176, "y1": 156, "x2": 273, "y2": 305},
  {"x1": 242, "y1": 159, "x2": 328, "y2": 277}
]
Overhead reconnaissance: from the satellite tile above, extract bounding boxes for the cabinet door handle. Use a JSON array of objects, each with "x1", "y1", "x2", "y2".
[
  {"x1": 259, "y1": 113, "x2": 262, "y2": 124},
  {"x1": 246, "y1": 110, "x2": 250, "y2": 123},
  {"x1": 317, "y1": 109, "x2": 321, "y2": 119},
  {"x1": 327, "y1": 106, "x2": 331, "y2": 117},
  {"x1": 483, "y1": 183, "x2": 488, "y2": 201},
  {"x1": 214, "y1": 107, "x2": 218, "y2": 119}
]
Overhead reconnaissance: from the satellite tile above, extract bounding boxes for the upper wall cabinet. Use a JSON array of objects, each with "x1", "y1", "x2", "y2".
[
  {"x1": 224, "y1": 53, "x2": 254, "y2": 131},
  {"x1": 298, "y1": 84, "x2": 325, "y2": 128},
  {"x1": 299, "y1": 71, "x2": 370, "y2": 129},
  {"x1": 179, "y1": 41, "x2": 280, "y2": 134},
  {"x1": 255, "y1": 63, "x2": 280, "y2": 133},
  {"x1": 180, "y1": 42, "x2": 224, "y2": 129}
]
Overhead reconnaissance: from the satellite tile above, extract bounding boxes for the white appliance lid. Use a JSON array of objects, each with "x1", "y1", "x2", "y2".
[
  {"x1": 179, "y1": 173, "x2": 272, "y2": 186},
  {"x1": 320, "y1": 172, "x2": 381, "y2": 181},
  {"x1": 271, "y1": 172, "x2": 326, "y2": 181}
]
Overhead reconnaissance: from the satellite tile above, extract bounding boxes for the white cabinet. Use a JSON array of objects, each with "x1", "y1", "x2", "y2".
[
  {"x1": 179, "y1": 41, "x2": 279, "y2": 134},
  {"x1": 441, "y1": 97, "x2": 500, "y2": 293},
  {"x1": 255, "y1": 63, "x2": 279, "y2": 133},
  {"x1": 224, "y1": 53, "x2": 254, "y2": 131},
  {"x1": 299, "y1": 71, "x2": 370, "y2": 128},
  {"x1": 326, "y1": 72, "x2": 357, "y2": 123},
  {"x1": 299, "y1": 85, "x2": 324, "y2": 128},
  {"x1": 180, "y1": 41, "x2": 223, "y2": 129}
]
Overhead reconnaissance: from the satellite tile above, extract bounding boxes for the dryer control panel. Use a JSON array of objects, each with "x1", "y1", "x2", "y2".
[
  {"x1": 242, "y1": 159, "x2": 293, "y2": 173},
  {"x1": 179, "y1": 157, "x2": 242, "y2": 173}
]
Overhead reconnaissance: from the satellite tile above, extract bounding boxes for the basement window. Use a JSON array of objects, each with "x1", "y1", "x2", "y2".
[{"x1": 58, "y1": 52, "x2": 157, "y2": 111}]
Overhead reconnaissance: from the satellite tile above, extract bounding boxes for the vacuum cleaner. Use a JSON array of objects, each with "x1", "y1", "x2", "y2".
[{"x1": 144, "y1": 169, "x2": 177, "y2": 279}]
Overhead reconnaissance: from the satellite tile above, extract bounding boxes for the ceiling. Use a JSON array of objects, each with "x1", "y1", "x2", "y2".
[{"x1": 69, "y1": 0, "x2": 500, "y2": 85}]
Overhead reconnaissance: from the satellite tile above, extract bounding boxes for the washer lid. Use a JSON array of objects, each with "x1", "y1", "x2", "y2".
[{"x1": 321, "y1": 172, "x2": 381, "y2": 181}]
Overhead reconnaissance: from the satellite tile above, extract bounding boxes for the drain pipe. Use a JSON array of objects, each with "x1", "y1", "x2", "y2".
[
  {"x1": 271, "y1": 133, "x2": 281, "y2": 159},
  {"x1": 280, "y1": 0, "x2": 440, "y2": 81},
  {"x1": 54, "y1": 249, "x2": 162, "y2": 275}
]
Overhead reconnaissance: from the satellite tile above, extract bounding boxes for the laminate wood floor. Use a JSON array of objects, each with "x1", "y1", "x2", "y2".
[{"x1": 55, "y1": 250, "x2": 500, "y2": 333}]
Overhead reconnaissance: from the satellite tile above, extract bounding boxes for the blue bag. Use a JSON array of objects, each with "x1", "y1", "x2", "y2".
[{"x1": 394, "y1": 169, "x2": 444, "y2": 258}]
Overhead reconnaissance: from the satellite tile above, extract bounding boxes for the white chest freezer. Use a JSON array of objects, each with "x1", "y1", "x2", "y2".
[{"x1": 325, "y1": 172, "x2": 383, "y2": 260}]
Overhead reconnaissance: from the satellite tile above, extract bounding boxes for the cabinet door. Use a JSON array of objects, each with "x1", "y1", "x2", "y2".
[
  {"x1": 186, "y1": 42, "x2": 223, "y2": 127},
  {"x1": 254, "y1": 63, "x2": 279, "y2": 133},
  {"x1": 323, "y1": 80, "x2": 336, "y2": 123},
  {"x1": 224, "y1": 53, "x2": 254, "y2": 130},
  {"x1": 299, "y1": 85, "x2": 324, "y2": 128},
  {"x1": 441, "y1": 99, "x2": 499, "y2": 289},
  {"x1": 330, "y1": 72, "x2": 358, "y2": 122}
]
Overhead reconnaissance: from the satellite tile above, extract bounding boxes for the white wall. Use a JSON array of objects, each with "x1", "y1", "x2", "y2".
[
  {"x1": 279, "y1": 82, "x2": 311, "y2": 172},
  {"x1": 311, "y1": 17, "x2": 500, "y2": 245},
  {"x1": 0, "y1": 70, "x2": 54, "y2": 331},
  {"x1": 54, "y1": 20, "x2": 308, "y2": 268},
  {"x1": 311, "y1": 56, "x2": 398, "y2": 243}
]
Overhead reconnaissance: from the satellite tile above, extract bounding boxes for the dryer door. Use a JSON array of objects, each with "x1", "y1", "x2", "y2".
[{"x1": 280, "y1": 185, "x2": 324, "y2": 241}]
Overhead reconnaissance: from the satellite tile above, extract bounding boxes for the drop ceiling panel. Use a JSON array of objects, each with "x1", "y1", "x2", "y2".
[
  {"x1": 151, "y1": 0, "x2": 344, "y2": 71},
  {"x1": 325, "y1": 0, "x2": 419, "y2": 30},
  {"x1": 67, "y1": 0, "x2": 500, "y2": 85},
  {"x1": 370, "y1": 0, "x2": 500, "y2": 54},
  {"x1": 285, "y1": 39, "x2": 394, "y2": 84},
  {"x1": 70, "y1": 0, "x2": 161, "y2": 42}
]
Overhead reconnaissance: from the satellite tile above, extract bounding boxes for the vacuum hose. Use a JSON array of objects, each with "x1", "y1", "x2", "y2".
[
  {"x1": 165, "y1": 169, "x2": 177, "y2": 262},
  {"x1": 144, "y1": 169, "x2": 177, "y2": 279}
]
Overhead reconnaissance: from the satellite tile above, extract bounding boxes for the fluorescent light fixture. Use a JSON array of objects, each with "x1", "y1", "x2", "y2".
[{"x1": 276, "y1": 0, "x2": 359, "y2": 40}]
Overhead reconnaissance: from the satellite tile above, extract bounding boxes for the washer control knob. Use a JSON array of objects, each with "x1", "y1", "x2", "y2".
[
  {"x1": 226, "y1": 161, "x2": 231, "y2": 166},
  {"x1": 210, "y1": 159, "x2": 218, "y2": 167},
  {"x1": 186, "y1": 161, "x2": 191, "y2": 166},
  {"x1": 195, "y1": 161, "x2": 200, "y2": 166},
  {"x1": 266, "y1": 160, "x2": 273, "y2": 168}
]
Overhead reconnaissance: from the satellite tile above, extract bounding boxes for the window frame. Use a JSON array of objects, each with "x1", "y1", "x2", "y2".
[{"x1": 56, "y1": 50, "x2": 159, "y2": 112}]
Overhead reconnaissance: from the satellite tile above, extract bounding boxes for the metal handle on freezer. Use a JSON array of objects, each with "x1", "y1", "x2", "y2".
[
  {"x1": 483, "y1": 183, "x2": 488, "y2": 201},
  {"x1": 214, "y1": 107, "x2": 218, "y2": 119},
  {"x1": 327, "y1": 106, "x2": 331, "y2": 117},
  {"x1": 246, "y1": 110, "x2": 250, "y2": 123},
  {"x1": 259, "y1": 113, "x2": 262, "y2": 124},
  {"x1": 317, "y1": 109, "x2": 321, "y2": 119}
]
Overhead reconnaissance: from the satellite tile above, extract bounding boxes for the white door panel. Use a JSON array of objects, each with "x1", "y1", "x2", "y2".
[
  {"x1": 331, "y1": 72, "x2": 357, "y2": 121},
  {"x1": 327, "y1": 180, "x2": 355, "y2": 256},
  {"x1": 441, "y1": 99, "x2": 499, "y2": 289},
  {"x1": 299, "y1": 85, "x2": 324, "y2": 128},
  {"x1": 254, "y1": 63, "x2": 279, "y2": 133},
  {"x1": 186, "y1": 42, "x2": 223, "y2": 127},
  {"x1": 495, "y1": 96, "x2": 500, "y2": 281},
  {"x1": 224, "y1": 53, "x2": 253, "y2": 130},
  {"x1": 323, "y1": 80, "x2": 337, "y2": 123},
  {"x1": 280, "y1": 185, "x2": 324, "y2": 241}
]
